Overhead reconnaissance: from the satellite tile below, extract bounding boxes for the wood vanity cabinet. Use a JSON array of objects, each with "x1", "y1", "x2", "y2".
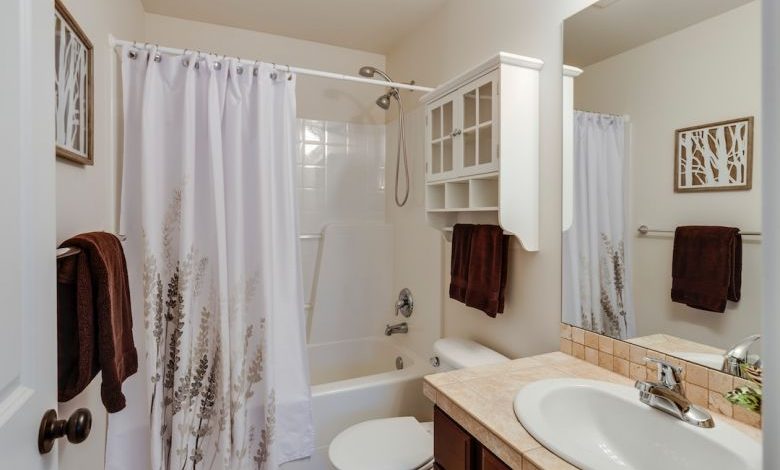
[{"x1": 433, "y1": 406, "x2": 512, "y2": 470}]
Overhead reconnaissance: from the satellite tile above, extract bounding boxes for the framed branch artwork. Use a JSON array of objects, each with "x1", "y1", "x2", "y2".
[
  {"x1": 55, "y1": 0, "x2": 93, "y2": 165},
  {"x1": 674, "y1": 117, "x2": 754, "y2": 192}
]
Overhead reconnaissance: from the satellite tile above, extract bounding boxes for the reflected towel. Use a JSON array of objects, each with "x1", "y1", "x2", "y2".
[{"x1": 671, "y1": 226, "x2": 742, "y2": 313}]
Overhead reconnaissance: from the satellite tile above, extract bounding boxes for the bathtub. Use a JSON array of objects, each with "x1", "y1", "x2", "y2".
[{"x1": 281, "y1": 337, "x2": 434, "y2": 470}]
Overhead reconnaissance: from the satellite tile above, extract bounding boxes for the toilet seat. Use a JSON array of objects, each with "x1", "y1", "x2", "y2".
[{"x1": 328, "y1": 417, "x2": 433, "y2": 470}]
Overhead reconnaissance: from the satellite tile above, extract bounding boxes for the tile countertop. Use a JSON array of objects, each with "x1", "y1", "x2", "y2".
[{"x1": 422, "y1": 352, "x2": 762, "y2": 470}]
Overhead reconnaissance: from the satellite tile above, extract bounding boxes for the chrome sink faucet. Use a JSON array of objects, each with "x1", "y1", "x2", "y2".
[
  {"x1": 635, "y1": 357, "x2": 715, "y2": 428},
  {"x1": 722, "y1": 334, "x2": 761, "y2": 377},
  {"x1": 385, "y1": 322, "x2": 408, "y2": 336}
]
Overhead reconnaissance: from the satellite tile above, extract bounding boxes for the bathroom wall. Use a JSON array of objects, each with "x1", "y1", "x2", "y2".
[
  {"x1": 386, "y1": 0, "x2": 595, "y2": 359},
  {"x1": 55, "y1": 0, "x2": 145, "y2": 469},
  {"x1": 144, "y1": 13, "x2": 387, "y2": 125},
  {"x1": 385, "y1": 107, "x2": 444, "y2": 358},
  {"x1": 573, "y1": 2, "x2": 762, "y2": 348}
]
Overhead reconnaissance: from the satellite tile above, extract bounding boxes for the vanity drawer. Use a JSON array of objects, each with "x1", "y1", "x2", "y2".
[
  {"x1": 480, "y1": 447, "x2": 512, "y2": 470},
  {"x1": 433, "y1": 406, "x2": 476, "y2": 470}
]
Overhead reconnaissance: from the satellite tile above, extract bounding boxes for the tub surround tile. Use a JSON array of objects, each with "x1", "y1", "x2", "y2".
[
  {"x1": 424, "y1": 351, "x2": 760, "y2": 470},
  {"x1": 560, "y1": 322, "x2": 762, "y2": 429}
]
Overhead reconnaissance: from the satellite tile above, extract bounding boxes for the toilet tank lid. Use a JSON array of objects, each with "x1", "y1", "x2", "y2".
[{"x1": 433, "y1": 338, "x2": 509, "y2": 369}]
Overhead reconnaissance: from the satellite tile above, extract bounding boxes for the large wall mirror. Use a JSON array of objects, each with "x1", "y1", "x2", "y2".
[{"x1": 562, "y1": 0, "x2": 761, "y2": 379}]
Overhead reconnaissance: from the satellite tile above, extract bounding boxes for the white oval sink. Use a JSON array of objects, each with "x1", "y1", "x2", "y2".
[{"x1": 513, "y1": 378, "x2": 761, "y2": 470}]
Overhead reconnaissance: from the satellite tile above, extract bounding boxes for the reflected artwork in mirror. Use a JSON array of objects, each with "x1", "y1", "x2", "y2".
[{"x1": 561, "y1": 0, "x2": 761, "y2": 380}]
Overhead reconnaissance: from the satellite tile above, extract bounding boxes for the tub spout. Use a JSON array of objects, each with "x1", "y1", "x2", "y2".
[{"x1": 385, "y1": 322, "x2": 408, "y2": 336}]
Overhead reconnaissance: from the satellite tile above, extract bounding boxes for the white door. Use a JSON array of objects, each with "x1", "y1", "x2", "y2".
[{"x1": 0, "y1": 0, "x2": 59, "y2": 468}]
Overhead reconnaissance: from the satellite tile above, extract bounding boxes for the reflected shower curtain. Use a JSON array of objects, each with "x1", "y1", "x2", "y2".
[
  {"x1": 107, "y1": 46, "x2": 314, "y2": 470},
  {"x1": 563, "y1": 111, "x2": 636, "y2": 339}
]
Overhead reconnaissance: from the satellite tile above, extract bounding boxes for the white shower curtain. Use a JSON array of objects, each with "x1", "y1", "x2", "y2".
[
  {"x1": 108, "y1": 46, "x2": 314, "y2": 470},
  {"x1": 563, "y1": 111, "x2": 636, "y2": 339}
]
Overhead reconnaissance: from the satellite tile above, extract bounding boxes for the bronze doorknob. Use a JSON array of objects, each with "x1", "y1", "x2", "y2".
[{"x1": 38, "y1": 408, "x2": 92, "y2": 454}]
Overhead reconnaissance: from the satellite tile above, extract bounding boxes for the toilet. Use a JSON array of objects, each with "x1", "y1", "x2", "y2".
[{"x1": 328, "y1": 338, "x2": 509, "y2": 470}]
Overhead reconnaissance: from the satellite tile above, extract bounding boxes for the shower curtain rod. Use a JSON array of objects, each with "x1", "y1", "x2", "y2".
[{"x1": 109, "y1": 35, "x2": 435, "y2": 93}]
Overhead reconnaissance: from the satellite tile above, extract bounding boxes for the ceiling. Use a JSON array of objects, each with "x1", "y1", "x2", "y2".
[
  {"x1": 140, "y1": 0, "x2": 448, "y2": 54},
  {"x1": 564, "y1": 0, "x2": 754, "y2": 68}
]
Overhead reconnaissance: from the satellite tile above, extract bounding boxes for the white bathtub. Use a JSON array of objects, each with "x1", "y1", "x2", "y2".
[{"x1": 282, "y1": 337, "x2": 434, "y2": 470}]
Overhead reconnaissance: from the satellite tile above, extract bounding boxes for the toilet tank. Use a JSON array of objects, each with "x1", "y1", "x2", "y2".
[{"x1": 433, "y1": 338, "x2": 509, "y2": 371}]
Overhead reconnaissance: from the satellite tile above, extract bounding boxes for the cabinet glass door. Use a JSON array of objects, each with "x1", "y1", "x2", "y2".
[
  {"x1": 428, "y1": 97, "x2": 458, "y2": 180},
  {"x1": 459, "y1": 73, "x2": 497, "y2": 176}
]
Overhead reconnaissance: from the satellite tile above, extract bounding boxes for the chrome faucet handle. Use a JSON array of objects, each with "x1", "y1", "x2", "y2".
[{"x1": 644, "y1": 357, "x2": 683, "y2": 393}]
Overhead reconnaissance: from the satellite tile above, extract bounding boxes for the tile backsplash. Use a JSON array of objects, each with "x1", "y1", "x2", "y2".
[{"x1": 560, "y1": 323, "x2": 762, "y2": 428}]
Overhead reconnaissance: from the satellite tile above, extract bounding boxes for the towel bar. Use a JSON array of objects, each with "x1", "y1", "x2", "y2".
[
  {"x1": 637, "y1": 225, "x2": 761, "y2": 236},
  {"x1": 56, "y1": 233, "x2": 128, "y2": 260}
]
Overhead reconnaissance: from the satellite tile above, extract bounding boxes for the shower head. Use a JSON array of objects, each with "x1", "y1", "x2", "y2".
[
  {"x1": 376, "y1": 93, "x2": 393, "y2": 110},
  {"x1": 358, "y1": 65, "x2": 394, "y2": 83}
]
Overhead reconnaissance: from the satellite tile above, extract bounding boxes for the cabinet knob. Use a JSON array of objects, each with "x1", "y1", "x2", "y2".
[
  {"x1": 451, "y1": 129, "x2": 462, "y2": 137},
  {"x1": 38, "y1": 408, "x2": 92, "y2": 454}
]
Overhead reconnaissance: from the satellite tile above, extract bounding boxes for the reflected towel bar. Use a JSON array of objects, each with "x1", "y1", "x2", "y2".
[
  {"x1": 637, "y1": 225, "x2": 761, "y2": 236},
  {"x1": 56, "y1": 234, "x2": 128, "y2": 260}
]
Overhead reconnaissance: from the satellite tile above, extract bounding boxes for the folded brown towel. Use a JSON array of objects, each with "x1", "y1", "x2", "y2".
[
  {"x1": 671, "y1": 226, "x2": 742, "y2": 313},
  {"x1": 449, "y1": 224, "x2": 475, "y2": 303},
  {"x1": 464, "y1": 225, "x2": 510, "y2": 317},
  {"x1": 57, "y1": 232, "x2": 137, "y2": 412}
]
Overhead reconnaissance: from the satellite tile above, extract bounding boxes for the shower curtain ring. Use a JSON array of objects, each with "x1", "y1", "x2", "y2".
[
  {"x1": 287, "y1": 64, "x2": 293, "y2": 80},
  {"x1": 253, "y1": 60, "x2": 259, "y2": 77},
  {"x1": 182, "y1": 49, "x2": 190, "y2": 67},
  {"x1": 270, "y1": 63, "x2": 278, "y2": 80}
]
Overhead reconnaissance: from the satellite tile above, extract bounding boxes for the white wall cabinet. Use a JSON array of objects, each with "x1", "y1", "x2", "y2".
[{"x1": 422, "y1": 52, "x2": 543, "y2": 251}]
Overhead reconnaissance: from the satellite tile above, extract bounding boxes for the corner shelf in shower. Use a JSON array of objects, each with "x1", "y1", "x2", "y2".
[{"x1": 421, "y1": 52, "x2": 543, "y2": 251}]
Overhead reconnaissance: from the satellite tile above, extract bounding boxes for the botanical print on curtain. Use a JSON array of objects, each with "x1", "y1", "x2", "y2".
[
  {"x1": 563, "y1": 111, "x2": 636, "y2": 339},
  {"x1": 108, "y1": 46, "x2": 314, "y2": 470}
]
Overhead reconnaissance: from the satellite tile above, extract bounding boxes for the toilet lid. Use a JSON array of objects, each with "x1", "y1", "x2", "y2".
[{"x1": 329, "y1": 417, "x2": 433, "y2": 470}]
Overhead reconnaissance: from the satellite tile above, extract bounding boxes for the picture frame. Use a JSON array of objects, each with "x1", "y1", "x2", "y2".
[
  {"x1": 674, "y1": 116, "x2": 754, "y2": 192},
  {"x1": 55, "y1": 0, "x2": 94, "y2": 165}
]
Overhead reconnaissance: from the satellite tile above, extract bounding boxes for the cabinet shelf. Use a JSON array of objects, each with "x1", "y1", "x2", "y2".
[{"x1": 427, "y1": 207, "x2": 499, "y2": 213}]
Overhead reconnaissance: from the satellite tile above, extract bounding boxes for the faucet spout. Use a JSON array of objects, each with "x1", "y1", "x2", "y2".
[
  {"x1": 636, "y1": 358, "x2": 714, "y2": 428},
  {"x1": 385, "y1": 322, "x2": 408, "y2": 336}
]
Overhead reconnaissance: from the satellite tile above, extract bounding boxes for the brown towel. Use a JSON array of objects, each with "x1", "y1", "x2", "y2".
[
  {"x1": 671, "y1": 226, "x2": 742, "y2": 313},
  {"x1": 449, "y1": 224, "x2": 510, "y2": 317},
  {"x1": 57, "y1": 232, "x2": 137, "y2": 412},
  {"x1": 449, "y1": 224, "x2": 475, "y2": 303}
]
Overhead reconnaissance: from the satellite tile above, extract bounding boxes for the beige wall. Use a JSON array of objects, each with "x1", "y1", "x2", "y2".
[
  {"x1": 56, "y1": 2, "x2": 145, "y2": 469},
  {"x1": 144, "y1": 13, "x2": 386, "y2": 125},
  {"x1": 574, "y1": 2, "x2": 762, "y2": 349},
  {"x1": 386, "y1": 0, "x2": 595, "y2": 359}
]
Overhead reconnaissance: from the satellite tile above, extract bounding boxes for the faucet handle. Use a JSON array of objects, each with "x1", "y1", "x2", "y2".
[{"x1": 645, "y1": 357, "x2": 682, "y2": 392}]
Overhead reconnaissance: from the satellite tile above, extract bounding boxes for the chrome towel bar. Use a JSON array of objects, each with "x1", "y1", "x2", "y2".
[{"x1": 637, "y1": 225, "x2": 761, "y2": 236}]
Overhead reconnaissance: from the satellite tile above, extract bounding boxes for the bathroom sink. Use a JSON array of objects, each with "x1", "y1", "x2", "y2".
[{"x1": 513, "y1": 378, "x2": 761, "y2": 470}]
